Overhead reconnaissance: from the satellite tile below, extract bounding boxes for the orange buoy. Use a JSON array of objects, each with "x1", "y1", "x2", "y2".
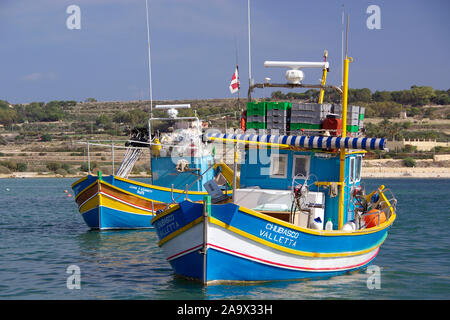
[{"x1": 362, "y1": 209, "x2": 386, "y2": 228}]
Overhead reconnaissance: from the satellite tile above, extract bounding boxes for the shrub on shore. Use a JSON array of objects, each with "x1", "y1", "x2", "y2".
[{"x1": 404, "y1": 157, "x2": 417, "y2": 167}]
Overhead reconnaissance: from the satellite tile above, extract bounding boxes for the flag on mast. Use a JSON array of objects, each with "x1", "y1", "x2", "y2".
[{"x1": 229, "y1": 66, "x2": 240, "y2": 94}]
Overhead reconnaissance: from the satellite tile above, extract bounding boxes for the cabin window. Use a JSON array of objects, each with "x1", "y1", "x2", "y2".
[
  {"x1": 349, "y1": 157, "x2": 356, "y2": 183},
  {"x1": 270, "y1": 154, "x2": 288, "y2": 178},
  {"x1": 292, "y1": 155, "x2": 310, "y2": 179},
  {"x1": 356, "y1": 155, "x2": 362, "y2": 182}
]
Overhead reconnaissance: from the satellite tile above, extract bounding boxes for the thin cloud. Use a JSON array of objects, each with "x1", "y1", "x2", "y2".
[{"x1": 22, "y1": 72, "x2": 57, "y2": 81}]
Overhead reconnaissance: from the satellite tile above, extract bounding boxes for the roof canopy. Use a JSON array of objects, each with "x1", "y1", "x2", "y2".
[{"x1": 205, "y1": 132, "x2": 386, "y2": 151}]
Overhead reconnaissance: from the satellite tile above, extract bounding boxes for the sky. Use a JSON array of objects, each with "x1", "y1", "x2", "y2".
[{"x1": 1, "y1": 0, "x2": 449, "y2": 104}]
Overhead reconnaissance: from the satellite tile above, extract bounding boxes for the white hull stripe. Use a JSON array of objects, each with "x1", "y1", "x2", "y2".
[
  {"x1": 166, "y1": 241, "x2": 378, "y2": 272},
  {"x1": 166, "y1": 244, "x2": 203, "y2": 261},
  {"x1": 208, "y1": 243, "x2": 378, "y2": 272}
]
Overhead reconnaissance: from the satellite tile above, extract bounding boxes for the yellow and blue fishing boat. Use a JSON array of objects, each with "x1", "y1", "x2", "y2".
[
  {"x1": 151, "y1": 53, "x2": 397, "y2": 283},
  {"x1": 71, "y1": 113, "x2": 235, "y2": 230}
]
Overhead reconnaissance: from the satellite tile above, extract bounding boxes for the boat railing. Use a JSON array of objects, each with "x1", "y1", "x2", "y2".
[
  {"x1": 378, "y1": 188, "x2": 397, "y2": 220},
  {"x1": 161, "y1": 143, "x2": 238, "y2": 212},
  {"x1": 76, "y1": 139, "x2": 151, "y2": 175},
  {"x1": 359, "y1": 198, "x2": 396, "y2": 230},
  {"x1": 76, "y1": 138, "x2": 204, "y2": 175}
]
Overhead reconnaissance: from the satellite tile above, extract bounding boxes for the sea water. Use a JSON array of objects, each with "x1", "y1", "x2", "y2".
[{"x1": 0, "y1": 178, "x2": 448, "y2": 299}]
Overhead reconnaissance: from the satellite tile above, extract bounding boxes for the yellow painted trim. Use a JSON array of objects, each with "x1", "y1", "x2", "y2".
[
  {"x1": 318, "y1": 66, "x2": 328, "y2": 104},
  {"x1": 209, "y1": 216, "x2": 386, "y2": 258},
  {"x1": 79, "y1": 194, "x2": 99, "y2": 214},
  {"x1": 338, "y1": 56, "x2": 352, "y2": 230},
  {"x1": 214, "y1": 161, "x2": 240, "y2": 188},
  {"x1": 99, "y1": 193, "x2": 154, "y2": 216},
  {"x1": 151, "y1": 204, "x2": 181, "y2": 223},
  {"x1": 347, "y1": 150, "x2": 367, "y2": 154},
  {"x1": 100, "y1": 180, "x2": 165, "y2": 204},
  {"x1": 114, "y1": 176, "x2": 230, "y2": 196},
  {"x1": 158, "y1": 216, "x2": 204, "y2": 246},
  {"x1": 154, "y1": 202, "x2": 395, "y2": 256},
  {"x1": 315, "y1": 181, "x2": 344, "y2": 187},
  {"x1": 71, "y1": 176, "x2": 88, "y2": 189},
  {"x1": 238, "y1": 205, "x2": 395, "y2": 236}
]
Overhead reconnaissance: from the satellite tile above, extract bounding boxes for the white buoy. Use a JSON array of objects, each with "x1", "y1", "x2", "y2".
[{"x1": 342, "y1": 221, "x2": 356, "y2": 231}]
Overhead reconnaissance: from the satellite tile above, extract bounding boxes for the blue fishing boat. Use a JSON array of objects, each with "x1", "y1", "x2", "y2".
[
  {"x1": 152, "y1": 133, "x2": 396, "y2": 283},
  {"x1": 71, "y1": 111, "x2": 235, "y2": 230},
  {"x1": 151, "y1": 51, "x2": 397, "y2": 283}
]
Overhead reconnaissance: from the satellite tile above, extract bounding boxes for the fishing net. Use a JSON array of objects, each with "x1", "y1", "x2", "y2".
[{"x1": 115, "y1": 127, "x2": 149, "y2": 178}]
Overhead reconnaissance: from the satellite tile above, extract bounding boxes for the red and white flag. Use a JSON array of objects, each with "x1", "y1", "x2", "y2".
[{"x1": 229, "y1": 66, "x2": 240, "y2": 94}]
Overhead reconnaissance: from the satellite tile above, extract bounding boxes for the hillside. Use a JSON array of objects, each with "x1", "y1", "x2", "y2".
[{"x1": 0, "y1": 97, "x2": 449, "y2": 178}]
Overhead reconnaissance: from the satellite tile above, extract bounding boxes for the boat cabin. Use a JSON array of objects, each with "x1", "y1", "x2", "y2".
[{"x1": 238, "y1": 146, "x2": 364, "y2": 229}]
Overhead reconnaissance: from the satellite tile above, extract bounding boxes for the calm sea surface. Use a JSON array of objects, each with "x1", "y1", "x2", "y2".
[{"x1": 0, "y1": 178, "x2": 449, "y2": 300}]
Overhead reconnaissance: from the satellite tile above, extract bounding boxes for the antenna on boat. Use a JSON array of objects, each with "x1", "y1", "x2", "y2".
[
  {"x1": 145, "y1": 0, "x2": 154, "y2": 184},
  {"x1": 234, "y1": 35, "x2": 242, "y2": 119},
  {"x1": 247, "y1": 0, "x2": 253, "y2": 97},
  {"x1": 345, "y1": 14, "x2": 349, "y2": 59},
  {"x1": 341, "y1": 4, "x2": 344, "y2": 87},
  {"x1": 145, "y1": 0, "x2": 153, "y2": 124}
]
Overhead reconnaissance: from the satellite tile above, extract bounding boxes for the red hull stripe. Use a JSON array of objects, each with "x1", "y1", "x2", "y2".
[
  {"x1": 166, "y1": 244, "x2": 203, "y2": 261},
  {"x1": 167, "y1": 241, "x2": 378, "y2": 271},
  {"x1": 208, "y1": 243, "x2": 379, "y2": 271}
]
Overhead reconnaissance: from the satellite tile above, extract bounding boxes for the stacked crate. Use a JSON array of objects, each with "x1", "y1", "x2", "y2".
[
  {"x1": 266, "y1": 102, "x2": 290, "y2": 134},
  {"x1": 246, "y1": 102, "x2": 267, "y2": 129},
  {"x1": 358, "y1": 106, "x2": 365, "y2": 130},
  {"x1": 332, "y1": 104, "x2": 364, "y2": 133},
  {"x1": 289, "y1": 103, "x2": 332, "y2": 132}
]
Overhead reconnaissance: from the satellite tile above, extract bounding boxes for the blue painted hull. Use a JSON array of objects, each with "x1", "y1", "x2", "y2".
[
  {"x1": 71, "y1": 174, "x2": 225, "y2": 230},
  {"x1": 81, "y1": 206, "x2": 154, "y2": 230},
  {"x1": 152, "y1": 200, "x2": 395, "y2": 284}
]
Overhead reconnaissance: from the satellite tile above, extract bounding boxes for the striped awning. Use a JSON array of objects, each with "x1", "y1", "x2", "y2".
[{"x1": 205, "y1": 132, "x2": 386, "y2": 151}]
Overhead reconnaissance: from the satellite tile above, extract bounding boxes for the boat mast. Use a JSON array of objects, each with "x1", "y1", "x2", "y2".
[
  {"x1": 247, "y1": 0, "x2": 253, "y2": 100},
  {"x1": 318, "y1": 50, "x2": 328, "y2": 104},
  {"x1": 338, "y1": 14, "x2": 351, "y2": 230},
  {"x1": 145, "y1": 0, "x2": 154, "y2": 183},
  {"x1": 145, "y1": 0, "x2": 153, "y2": 120},
  {"x1": 341, "y1": 5, "x2": 344, "y2": 87}
]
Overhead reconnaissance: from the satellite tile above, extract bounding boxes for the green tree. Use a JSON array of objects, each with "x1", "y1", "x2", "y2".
[
  {"x1": 373, "y1": 90, "x2": 392, "y2": 102},
  {"x1": 349, "y1": 88, "x2": 372, "y2": 103},
  {"x1": 0, "y1": 100, "x2": 18, "y2": 125},
  {"x1": 410, "y1": 86, "x2": 435, "y2": 106},
  {"x1": 271, "y1": 91, "x2": 286, "y2": 100}
]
